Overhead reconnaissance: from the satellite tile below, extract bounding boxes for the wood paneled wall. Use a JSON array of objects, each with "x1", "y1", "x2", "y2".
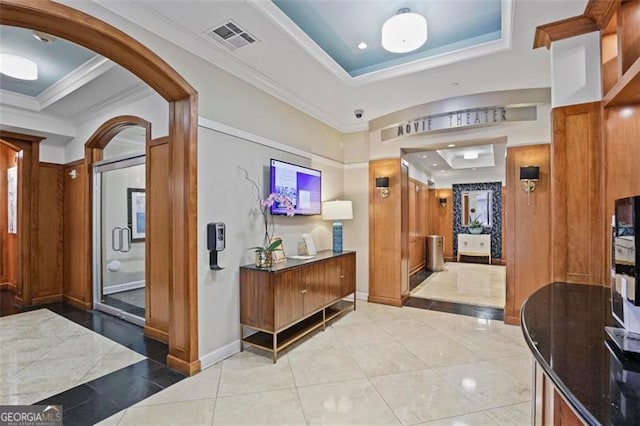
[
  {"x1": 368, "y1": 158, "x2": 409, "y2": 306},
  {"x1": 551, "y1": 102, "x2": 605, "y2": 285},
  {"x1": 604, "y1": 105, "x2": 640, "y2": 275},
  {"x1": 63, "y1": 160, "x2": 90, "y2": 309},
  {"x1": 145, "y1": 138, "x2": 170, "y2": 342},
  {"x1": 429, "y1": 189, "x2": 454, "y2": 260},
  {"x1": 33, "y1": 163, "x2": 64, "y2": 304},
  {"x1": 505, "y1": 144, "x2": 552, "y2": 325},
  {"x1": 408, "y1": 178, "x2": 428, "y2": 275}
]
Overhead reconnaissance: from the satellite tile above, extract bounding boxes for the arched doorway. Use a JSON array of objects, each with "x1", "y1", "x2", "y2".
[{"x1": 0, "y1": 1, "x2": 199, "y2": 375}]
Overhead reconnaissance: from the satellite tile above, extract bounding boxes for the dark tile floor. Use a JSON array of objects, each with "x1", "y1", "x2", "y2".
[{"x1": 0, "y1": 289, "x2": 185, "y2": 425}]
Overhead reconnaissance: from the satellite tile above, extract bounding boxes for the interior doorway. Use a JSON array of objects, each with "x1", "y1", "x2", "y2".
[
  {"x1": 0, "y1": 142, "x2": 19, "y2": 297},
  {"x1": 93, "y1": 154, "x2": 146, "y2": 325}
]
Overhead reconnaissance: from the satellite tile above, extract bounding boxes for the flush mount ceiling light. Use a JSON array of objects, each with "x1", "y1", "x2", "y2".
[
  {"x1": 357, "y1": 41, "x2": 368, "y2": 50},
  {"x1": 381, "y1": 8, "x2": 427, "y2": 53},
  {"x1": 463, "y1": 151, "x2": 478, "y2": 160},
  {"x1": 0, "y1": 54, "x2": 38, "y2": 80}
]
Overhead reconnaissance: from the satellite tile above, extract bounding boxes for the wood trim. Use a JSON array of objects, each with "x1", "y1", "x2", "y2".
[
  {"x1": 62, "y1": 294, "x2": 92, "y2": 310},
  {"x1": 533, "y1": 0, "x2": 622, "y2": 50},
  {"x1": 150, "y1": 136, "x2": 170, "y2": 147},
  {"x1": 367, "y1": 295, "x2": 405, "y2": 307},
  {"x1": 504, "y1": 315, "x2": 520, "y2": 326},
  {"x1": 144, "y1": 324, "x2": 169, "y2": 343},
  {"x1": 0, "y1": 1, "x2": 199, "y2": 375},
  {"x1": 85, "y1": 116, "x2": 151, "y2": 150},
  {"x1": 31, "y1": 294, "x2": 62, "y2": 305},
  {"x1": 167, "y1": 354, "x2": 201, "y2": 376},
  {"x1": 533, "y1": 15, "x2": 598, "y2": 49}
]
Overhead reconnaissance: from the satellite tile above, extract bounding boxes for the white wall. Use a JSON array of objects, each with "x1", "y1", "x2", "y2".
[
  {"x1": 343, "y1": 164, "x2": 369, "y2": 299},
  {"x1": 197, "y1": 123, "x2": 344, "y2": 361},
  {"x1": 65, "y1": 92, "x2": 168, "y2": 163},
  {"x1": 551, "y1": 31, "x2": 602, "y2": 108}
]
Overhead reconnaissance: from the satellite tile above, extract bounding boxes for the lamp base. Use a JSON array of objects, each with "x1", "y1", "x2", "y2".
[{"x1": 332, "y1": 222, "x2": 343, "y2": 253}]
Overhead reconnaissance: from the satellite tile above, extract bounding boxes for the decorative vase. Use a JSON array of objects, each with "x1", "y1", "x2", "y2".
[
  {"x1": 255, "y1": 250, "x2": 273, "y2": 268},
  {"x1": 468, "y1": 226, "x2": 483, "y2": 234}
]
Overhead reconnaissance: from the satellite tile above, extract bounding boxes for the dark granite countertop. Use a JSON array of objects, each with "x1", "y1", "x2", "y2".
[
  {"x1": 521, "y1": 282, "x2": 640, "y2": 425},
  {"x1": 240, "y1": 250, "x2": 354, "y2": 272}
]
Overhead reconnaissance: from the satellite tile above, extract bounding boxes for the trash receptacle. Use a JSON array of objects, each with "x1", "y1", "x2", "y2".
[{"x1": 426, "y1": 235, "x2": 444, "y2": 271}]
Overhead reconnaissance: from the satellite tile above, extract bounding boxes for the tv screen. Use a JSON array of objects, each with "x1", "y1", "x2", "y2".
[{"x1": 270, "y1": 159, "x2": 321, "y2": 215}]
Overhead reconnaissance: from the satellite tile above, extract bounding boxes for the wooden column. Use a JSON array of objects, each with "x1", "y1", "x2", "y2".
[{"x1": 551, "y1": 102, "x2": 605, "y2": 285}]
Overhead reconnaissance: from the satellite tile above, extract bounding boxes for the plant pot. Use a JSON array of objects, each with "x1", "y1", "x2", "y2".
[
  {"x1": 255, "y1": 250, "x2": 273, "y2": 268},
  {"x1": 468, "y1": 226, "x2": 483, "y2": 234}
]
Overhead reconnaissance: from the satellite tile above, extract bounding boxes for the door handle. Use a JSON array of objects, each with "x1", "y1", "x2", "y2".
[
  {"x1": 120, "y1": 227, "x2": 132, "y2": 253},
  {"x1": 112, "y1": 227, "x2": 122, "y2": 252}
]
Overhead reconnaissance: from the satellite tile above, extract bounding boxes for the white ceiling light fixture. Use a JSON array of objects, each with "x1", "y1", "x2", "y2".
[
  {"x1": 357, "y1": 42, "x2": 368, "y2": 50},
  {"x1": 463, "y1": 151, "x2": 478, "y2": 160},
  {"x1": 0, "y1": 54, "x2": 38, "y2": 80},
  {"x1": 381, "y1": 8, "x2": 427, "y2": 54}
]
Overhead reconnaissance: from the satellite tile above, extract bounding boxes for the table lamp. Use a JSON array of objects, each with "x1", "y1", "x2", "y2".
[{"x1": 322, "y1": 200, "x2": 353, "y2": 253}]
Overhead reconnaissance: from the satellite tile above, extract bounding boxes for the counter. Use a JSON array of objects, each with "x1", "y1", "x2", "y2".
[{"x1": 521, "y1": 282, "x2": 640, "y2": 425}]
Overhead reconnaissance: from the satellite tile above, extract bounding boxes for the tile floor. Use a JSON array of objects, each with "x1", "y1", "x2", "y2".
[
  {"x1": 97, "y1": 301, "x2": 532, "y2": 425},
  {"x1": 412, "y1": 263, "x2": 506, "y2": 308},
  {"x1": 103, "y1": 288, "x2": 146, "y2": 318},
  {"x1": 0, "y1": 309, "x2": 145, "y2": 405}
]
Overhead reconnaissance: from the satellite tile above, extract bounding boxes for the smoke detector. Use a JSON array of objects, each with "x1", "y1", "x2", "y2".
[{"x1": 205, "y1": 20, "x2": 259, "y2": 51}]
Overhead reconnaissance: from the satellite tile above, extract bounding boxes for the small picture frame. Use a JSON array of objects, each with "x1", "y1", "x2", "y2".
[
  {"x1": 127, "y1": 188, "x2": 146, "y2": 242},
  {"x1": 271, "y1": 236, "x2": 286, "y2": 263}
]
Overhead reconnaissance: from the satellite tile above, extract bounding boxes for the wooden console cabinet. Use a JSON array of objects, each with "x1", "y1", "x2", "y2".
[{"x1": 239, "y1": 250, "x2": 356, "y2": 362}]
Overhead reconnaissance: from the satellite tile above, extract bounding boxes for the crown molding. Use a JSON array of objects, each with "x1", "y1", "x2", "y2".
[
  {"x1": 249, "y1": 0, "x2": 513, "y2": 87},
  {"x1": 0, "y1": 90, "x2": 40, "y2": 111},
  {"x1": 73, "y1": 83, "x2": 153, "y2": 124},
  {"x1": 0, "y1": 104, "x2": 76, "y2": 138},
  {"x1": 37, "y1": 55, "x2": 115, "y2": 109},
  {"x1": 93, "y1": 0, "x2": 352, "y2": 133}
]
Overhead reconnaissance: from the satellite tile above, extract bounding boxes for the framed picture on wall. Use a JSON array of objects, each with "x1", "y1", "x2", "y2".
[{"x1": 127, "y1": 188, "x2": 146, "y2": 242}]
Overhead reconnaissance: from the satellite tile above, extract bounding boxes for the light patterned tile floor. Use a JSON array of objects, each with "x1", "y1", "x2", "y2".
[
  {"x1": 411, "y1": 262, "x2": 506, "y2": 308},
  {"x1": 98, "y1": 302, "x2": 532, "y2": 425},
  {"x1": 0, "y1": 309, "x2": 145, "y2": 405}
]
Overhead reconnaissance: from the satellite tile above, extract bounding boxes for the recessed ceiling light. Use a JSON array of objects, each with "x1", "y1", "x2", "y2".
[
  {"x1": 357, "y1": 41, "x2": 368, "y2": 50},
  {"x1": 463, "y1": 151, "x2": 478, "y2": 160},
  {"x1": 422, "y1": 155, "x2": 428, "y2": 158},
  {"x1": 432, "y1": 163, "x2": 438, "y2": 167},
  {"x1": 440, "y1": 170, "x2": 446, "y2": 173},
  {"x1": 381, "y1": 8, "x2": 427, "y2": 53},
  {"x1": 0, "y1": 54, "x2": 38, "y2": 80},
  {"x1": 448, "y1": 144, "x2": 455, "y2": 147}
]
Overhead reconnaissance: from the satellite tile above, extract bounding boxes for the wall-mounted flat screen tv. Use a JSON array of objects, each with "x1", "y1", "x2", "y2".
[{"x1": 270, "y1": 159, "x2": 321, "y2": 216}]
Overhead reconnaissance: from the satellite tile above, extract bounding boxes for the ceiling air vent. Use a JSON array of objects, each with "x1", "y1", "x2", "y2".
[{"x1": 205, "y1": 20, "x2": 259, "y2": 51}]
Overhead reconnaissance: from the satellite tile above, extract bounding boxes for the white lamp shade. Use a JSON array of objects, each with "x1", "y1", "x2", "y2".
[
  {"x1": 322, "y1": 200, "x2": 353, "y2": 221},
  {"x1": 0, "y1": 54, "x2": 38, "y2": 80},
  {"x1": 381, "y1": 11, "x2": 427, "y2": 53}
]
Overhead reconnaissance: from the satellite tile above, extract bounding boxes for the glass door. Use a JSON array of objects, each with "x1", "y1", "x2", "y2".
[{"x1": 93, "y1": 154, "x2": 146, "y2": 326}]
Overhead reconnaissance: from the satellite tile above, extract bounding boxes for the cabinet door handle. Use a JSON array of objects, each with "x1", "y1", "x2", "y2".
[{"x1": 301, "y1": 289, "x2": 307, "y2": 294}]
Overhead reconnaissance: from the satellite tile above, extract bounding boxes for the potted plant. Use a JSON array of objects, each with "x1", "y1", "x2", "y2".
[
  {"x1": 468, "y1": 216, "x2": 484, "y2": 234},
  {"x1": 241, "y1": 168, "x2": 294, "y2": 267}
]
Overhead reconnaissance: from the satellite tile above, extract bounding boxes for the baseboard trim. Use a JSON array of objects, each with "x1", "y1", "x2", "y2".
[
  {"x1": 62, "y1": 294, "x2": 92, "y2": 310},
  {"x1": 103, "y1": 280, "x2": 145, "y2": 295},
  {"x1": 355, "y1": 292, "x2": 368, "y2": 301},
  {"x1": 504, "y1": 315, "x2": 520, "y2": 325},
  {"x1": 31, "y1": 294, "x2": 63, "y2": 305},
  {"x1": 367, "y1": 295, "x2": 404, "y2": 307},
  {"x1": 199, "y1": 339, "x2": 241, "y2": 369},
  {"x1": 167, "y1": 355, "x2": 201, "y2": 376},
  {"x1": 144, "y1": 324, "x2": 168, "y2": 343}
]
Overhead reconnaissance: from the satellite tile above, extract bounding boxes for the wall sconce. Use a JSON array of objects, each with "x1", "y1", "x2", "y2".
[
  {"x1": 375, "y1": 176, "x2": 390, "y2": 198},
  {"x1": 520, "y1": 166, "x2": 539, "y2": 193},
  {"x1": 439, "y1": 197, "x2": 447, "y2": 208},
  {"x1": 520, "y1": 165, "x2": 539, "y2": 206}
]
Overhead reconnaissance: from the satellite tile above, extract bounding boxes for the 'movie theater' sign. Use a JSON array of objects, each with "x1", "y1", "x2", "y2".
[{"x1": 381, "y1": 105, "x2": 537, "y2": 142}]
